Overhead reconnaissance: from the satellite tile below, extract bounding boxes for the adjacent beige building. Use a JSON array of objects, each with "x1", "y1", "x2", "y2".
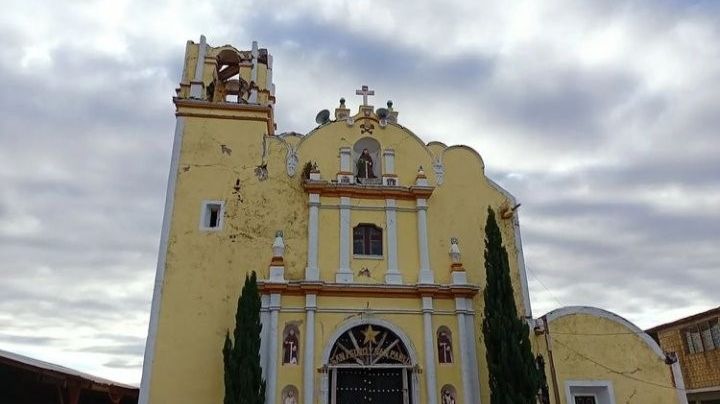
[{"x1": 648, "y1": 307, "x2": 720, "y2": 404}]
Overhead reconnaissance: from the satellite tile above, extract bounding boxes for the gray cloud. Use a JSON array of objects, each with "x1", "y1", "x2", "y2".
[{"x1": 0, "y1": 0, "x2": 718, "y2": 386}]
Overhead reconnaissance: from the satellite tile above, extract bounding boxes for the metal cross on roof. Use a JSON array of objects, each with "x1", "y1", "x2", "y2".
[{"x1": 355, "y1": 85, "x2": 375, "y2": 106}]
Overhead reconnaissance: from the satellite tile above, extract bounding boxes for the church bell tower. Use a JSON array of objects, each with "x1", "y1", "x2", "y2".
[{"x1": 139, "y1": 36, "x2": 279, "y2": 404}]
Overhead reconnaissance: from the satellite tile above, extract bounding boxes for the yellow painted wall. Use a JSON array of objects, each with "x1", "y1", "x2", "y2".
[
  {"x1": 538, "y1": 312, "x2": 680, "y2": 404},
  {"x1": 146, "y1": 38, "x2": 678, "y2": 404}
]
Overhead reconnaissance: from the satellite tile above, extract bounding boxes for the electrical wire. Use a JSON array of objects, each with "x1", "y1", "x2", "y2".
[{"x1": 552, "y1": 337, "x2": 684, "y2": 392}]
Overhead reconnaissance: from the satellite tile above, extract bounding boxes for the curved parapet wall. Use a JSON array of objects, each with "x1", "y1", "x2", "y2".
[{"x1": 538, "y1": 306, "x2": 687, "y2": 404}]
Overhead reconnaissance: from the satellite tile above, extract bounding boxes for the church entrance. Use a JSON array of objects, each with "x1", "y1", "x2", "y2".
[{"x1": 327, "y1": 324, "x2": 414, "y2": 404}]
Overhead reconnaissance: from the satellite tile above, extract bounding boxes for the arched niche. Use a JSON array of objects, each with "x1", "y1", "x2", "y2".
[
  {"x1": 436, "y1": 326, "x2": 454, "y2": 364},
  {"x1": 280, "y1": 385, "x2": 299, "y2": 404},
  {"x1": 213, "y1": 49, "x2": 249, "y2": 103},
  {"x1": 282, "y1": 323, "x2": 300, "y2": 365},
  {"x1": 440, "y1": 384, "x2": 457, "y2": 404},
  {"x1": 353, "y1": 137, "x2": 381, "y2": 184}
]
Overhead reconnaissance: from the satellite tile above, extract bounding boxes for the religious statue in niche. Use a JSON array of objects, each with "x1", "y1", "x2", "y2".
[
  {"x1": 437, "y1": 328, "x2": 453, "y2": 364},
  {"x1": 282, "y1": 326, "x2": 299, "y2": 365},
  {"x1": 441, "y1": 387, "x2": 456, "y2": 404},
  {"x1": 356, "y1": 148, "x2": 376, "y2": 180},
  {"x1": 281, "y1": 385, "x2": 298, "y2": 404}
]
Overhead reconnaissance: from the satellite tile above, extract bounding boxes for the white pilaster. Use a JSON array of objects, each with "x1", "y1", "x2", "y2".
[
  {"x1": 138, "y1": 117, "x2": 185, "y2": 404},
  {"x1": 189, "y1": 35, "x2": 206, "y2": 99},
  {"x1": 671, "y1": 360, "x2": 689, "y2": 404},
  {"x1": 383, "y1": 149, "x2": 395, "y2": 174},
  {"x1": 266, "y1": 293, "x2": 281, "y2": 404},
  {"x1": 304, "y1": 294, "x2": 317, "y2": 404},
  {"x1": 267, "y1": 54, "x2": 275, "y2": 96},
  {"x1": 338, "y1": 147, "x2": 354, "y2": 184},
  {"x1": 382, "y1": 149, "x2": 397, "y2": 186},
  {"x1": 456, "y1": 298, "x2": 473, "y2": 404},
  {"x1": 417, "y1": 198, "x2": 433, "y2": 283},
  {"x1": 464, "y1": 298, "x2": 481, "y2": 403},
  {"x1": 385, "y1": 199, "x2": 401, "y2": 284},
  {"x1": 260, "y1": 294, "x2": 270, "y2": 380},
  {"x1": 340, "y1": 147, "x2": 351, "y2": 172},
  {"x1": 422, "y1": 297, "x2": 438, "y2": 404},
  {"x1": 513, "y1": 213, "x2": 533, "y2": 318},
  {"x1": 306, "y1": 193, "x2": 320, "y2": 280},
  {"x1": 336, "y1": 196, "x2": 353, "y2": 283},
  {"x1": 249, "y1": 40, "x2": 259, "y2": 104}
]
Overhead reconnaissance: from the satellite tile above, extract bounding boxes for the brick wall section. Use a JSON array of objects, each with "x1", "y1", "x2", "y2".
[{"x1": 657, "y1": 326, "x2": 720, "y2": 390}]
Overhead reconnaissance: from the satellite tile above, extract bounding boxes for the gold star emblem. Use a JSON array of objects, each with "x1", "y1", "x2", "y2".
[{"x1": 361, "y1": 325, "x2": 380, "y2": 345}]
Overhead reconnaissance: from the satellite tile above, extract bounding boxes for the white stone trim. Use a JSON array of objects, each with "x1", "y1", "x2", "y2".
[
  {"x1": 422, "y1": 297, "x2": 438, "y2": 404},
  {"x1": 320, "y1": 317, "x2": 421, "y2": 404},
  {"x1": 336, "y1": 197, "x2": 353, "y2": 283},
  {"x1": 451, "y1": 271, "x2": 468, "y2": 285},
  {"x1": 463, "y1": 298, "x2": 481, "y2": 403},
  {"x1": 385, "y1": 199, "x2": 401, "y2": 284},
  {"x1": 138, "y1": 117, "x2": 185, "y2": 404},
  {"x1": 260, "y1": 294, "x2": 270, "y2": 380},
  {"x1": 267, "y1": 54, "x2": 274, "y2": 96},
  {"x1": 304, "y1": 294, "x2": 317, "y2": 404},
  {"x1": 416, "y1": 198, "x2": 433, "y2": 283},
  {"x1": 189, "y1": 35, "x2": 206, "y2": 99},
  {"x1": 319, "y1": 204, "x2": 419, "y2": 213},
  {"x1": 248, "y1": 41, "x2": 259, "y2": 104},
  {"x1": 455, "y1": 298, "x2": 473, "y2": 404},
  {"x1": 268, "y1": 266, "x2": 286, "y2": 282},
  {"x1": 272, "y1": 306, "x2": 460, "y2": 315},
  {"x1": 543, "y1": 306, "x2": 665, "y2": 359},
  {"x1": 383, "y1": 149, "x2": 396, "y2": 174},
  {"x1": 266, "y1": 293, "x2": 281, "y2": 404},
  {"x1": 198, "y1": 200, "x2": 225, "y2": 231},
  {"x1": 564, "y1": 380, "x2": 616, "y2": 404},
  {"x1": 486, "y1": 178, "x2": 532, "y2": 317},
  {"x1": 671, "y1": 361, "x2": 689, "y2": 404},
  {"x1": 353, "y1": 254, "x2": 384, "y2": 260},
  {"x1": 339, "y1": 147, "x2": 351, "y2": 173},
  {"x1": 306, "y1": 193, "x2": 320, "y2": 280}
]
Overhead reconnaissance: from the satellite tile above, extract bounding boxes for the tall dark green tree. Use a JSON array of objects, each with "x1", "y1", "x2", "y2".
[
  {"x1": 482, "y1": 207, "x2": 539, "y2": 404},
  {"x1": 223, "y1": 271, "x2": 266, "y2": 404}
]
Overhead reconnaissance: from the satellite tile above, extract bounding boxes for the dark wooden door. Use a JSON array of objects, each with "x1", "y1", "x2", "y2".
[{"x1": 333, "y1": 368, "x2": 409, "y2": 404}]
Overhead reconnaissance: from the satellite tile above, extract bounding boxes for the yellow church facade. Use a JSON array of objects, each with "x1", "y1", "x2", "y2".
[{"x1": 139, "y1": 37, "x2": 687, "y2": 404}]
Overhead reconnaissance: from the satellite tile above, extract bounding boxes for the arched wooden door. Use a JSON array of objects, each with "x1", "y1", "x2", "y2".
[{"x1": 327, "y1": 324, "x2": 413, "y2": 404}]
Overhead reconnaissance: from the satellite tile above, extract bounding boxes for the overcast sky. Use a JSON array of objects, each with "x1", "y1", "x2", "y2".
[{"x1": 1, "y1": 0, "x2": 718, "y2": 386}]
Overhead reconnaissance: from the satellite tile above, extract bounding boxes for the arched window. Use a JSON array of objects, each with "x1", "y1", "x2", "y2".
[{"x1": 353, "y1": 224, "x2": 383, "y2": 256}]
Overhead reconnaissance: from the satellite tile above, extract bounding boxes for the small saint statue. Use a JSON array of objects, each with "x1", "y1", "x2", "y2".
[
  {"x1": 442, "y1": 388, "x2": 456, "y2": 404},
  {"x1": 438, "y1": 331, "x2": 453, "y2": 363},
  {"x1": 283, "y1": 389, "x2": 298, "y2": 404},
  {"x1": 356, "y1": 148, "x2": 376, "y2": 180},
  {"x1": 282, "y1": 328, "x2": 299, "y2": 365}
]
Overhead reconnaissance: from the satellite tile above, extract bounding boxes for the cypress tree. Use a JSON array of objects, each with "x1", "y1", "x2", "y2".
[
  {"x1": 482, "y1": 207, "x2": 539, "y2": 404},
  {"x1": 223, "y1": 271, "x2": 266, "y2": 404}
]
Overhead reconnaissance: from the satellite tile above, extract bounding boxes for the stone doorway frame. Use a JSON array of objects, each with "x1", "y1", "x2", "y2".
[{"x1": 319, "y1": 318, "x2": 421, "y2": 404}]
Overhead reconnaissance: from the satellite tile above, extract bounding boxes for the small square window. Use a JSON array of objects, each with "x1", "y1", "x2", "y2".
[
  {"x1": 200, "y1": 201, "x2": 224, "y2": 231},
  {"x1": 353, "y1": 224, "x2": 383, "y2": 256}
]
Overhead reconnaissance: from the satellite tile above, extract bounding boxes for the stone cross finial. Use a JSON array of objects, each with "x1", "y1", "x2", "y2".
[{"x1": 355, "y1": 85, "x2": 375, "y2": 106}]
